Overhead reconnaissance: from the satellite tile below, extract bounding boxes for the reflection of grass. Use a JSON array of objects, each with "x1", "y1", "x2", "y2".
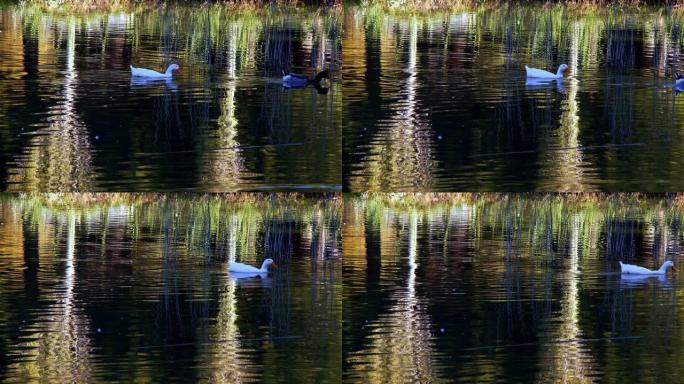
[
  {"x1": 355, "y1": 0, "x2": 681, "y2": 13},
  {"x1": 28, "y1": 0, "x2": 339, "y2": 13},
  {"x1": 3, "y1": 192, "x2": 341, "y2": 264},
  {"x1": 352, "y1": 193, "x2": 684, "y2": 262}
]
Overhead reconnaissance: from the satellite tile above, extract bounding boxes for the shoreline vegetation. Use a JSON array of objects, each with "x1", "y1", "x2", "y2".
[
  {"x1": 352, "y1": 192, "x2": 684, "y2": 210},
  {"x1": 346, "y1": 0, "x2": 684, "y2": 13},
  {"x1": 5, "y1": 192, "x2": 341, "y2": 210},
  {"x1": 4, "y1": 0, "x2": 340, "y2": 13}
]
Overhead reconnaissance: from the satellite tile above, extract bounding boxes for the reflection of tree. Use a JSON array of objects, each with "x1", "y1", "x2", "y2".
[
  {"x1": 346, "y1": 210, "x2": 438, "y2": 382},
  {"x1": 199, "y1": 22, "x2": 250, "y2": 191},
  {"x1": 8, "y1": 18, "x2": 93, "y2": 191},
  {"x1": 536, "y1": 214, "x2": 593, "y2": 383},
  {"x1": 539, "y1": 22, "x2": 590, "y2": 192},
  {"x1": 7, "y1": 213, "x2": 92, "y2": 381},
  {"x1": 197, "y1": 216, "x2": 250, "y2": 383},
  {"x1": 355, "y1": 17, "x2": 435, "y2": 191}
]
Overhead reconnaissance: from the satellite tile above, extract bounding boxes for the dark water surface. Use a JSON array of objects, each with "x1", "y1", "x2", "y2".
[
  {"x1": 0, "y1": 5, "x2": 341, "y2": 191},
  {"x1": 0, "y1": 194, "x2": 341, "y2": 383},
  {"x1": 344, "y1": 195, "x2": 684, "y2": 383},
  {"x1": 343, "y1": 6, "x2": 684, "y2": 191}
]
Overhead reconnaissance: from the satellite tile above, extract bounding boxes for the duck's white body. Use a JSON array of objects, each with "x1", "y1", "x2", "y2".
[
  {"x1": 525, "y1": 64, "x2": 568, "y2": 79},
  {"x1": 675, "y1": 74, "x2": 684, "y2": 90},
  {"x1": 130, "y1": 64, "x2": 179, "y2": 78},
  {"x1": 229, "y1": 258, "x2": 276, "y2": 273},
  {"x1": 619, "y1": 260, "x2": 676, "y2": 275}
]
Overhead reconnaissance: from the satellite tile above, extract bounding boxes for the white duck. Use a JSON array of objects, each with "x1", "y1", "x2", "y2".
[
  {"x1": 619, "y1": 260, "x2": 677, "y2": 275},
  {"x1": 229, "y1": 258, "x2": 277, "y2": 273},
  {"x1": 525, "y1": 64, "x2": 568, "y2": 79},
  {"x1": 130, "y1": 63, "x2": 179, "y2": 78},
  {"x1": 674, "y1": 73, "x2": 684, "y2": 89}
]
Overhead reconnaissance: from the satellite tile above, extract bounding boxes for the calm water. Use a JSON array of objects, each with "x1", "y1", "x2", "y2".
[
  {"x1": 0, "y1": 5, "x2": 341, "y2": 191},
  {"x1": 343, "y1": 6, "x2": 684, "y2": 191},
  {"x1": 344, "y1": 196, "x2": 684, "y2": 383},
  {"x1": 0, "y1": 194, "x2": 341, "y2": 383}
]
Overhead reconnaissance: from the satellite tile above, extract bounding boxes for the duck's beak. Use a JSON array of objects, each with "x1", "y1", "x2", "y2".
[
  {"x1": 270, "y1": 263, "x2": 278, "y2": 269},
  {"x1": 673, "y1": 265, "x2": 678, "y2": 272}
]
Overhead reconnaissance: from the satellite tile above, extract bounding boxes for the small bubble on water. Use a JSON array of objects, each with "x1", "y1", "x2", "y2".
[
  {"x1": 95, "y1": 136, "x2": 99, "y2": 140},
  {"x1": 97, "y1": 328, "x2": 102, "y2": 333},
  {"x1": 438, "y1": 135, "x2": 443, "y2": 140},
  {"x1": 440, "y1": 328, "x2": 445, "y2": 333}
]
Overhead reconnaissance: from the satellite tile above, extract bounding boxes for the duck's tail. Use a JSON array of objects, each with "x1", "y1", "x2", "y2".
[{"x1": 313, "y1": 70, "x2": 329, "y2": 83}]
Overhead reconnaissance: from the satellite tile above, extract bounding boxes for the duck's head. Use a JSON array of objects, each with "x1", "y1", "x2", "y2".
[
  {"x1": 166, "y1": 63, "x2": 180, "y2": 74},
  {"x1": 557, "y1": 64, "x2": 569, "y2": 76},
  {"x1": 261, "y1": 258, "x2": 278, "y2": 270},
  {"x1": 664, "y1": 260, "x2": 677, "y2": 272}
]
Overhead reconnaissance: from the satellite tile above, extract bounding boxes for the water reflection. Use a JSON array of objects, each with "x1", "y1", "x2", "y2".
[
  {"x1": 0, "y1": 5, "x2": 341, "y2": 191},
  {"x1": 343, "y1": 6, "x2": 684, "y2": 191},
  {"x1": 7, "y1": 17, "x2": 94, "y2": 191},
  {"x1": 344, "y1": 194, "x2": 684, "y2": 382},
  {"x1": 0, "y1": 193, "x2": 341, "y2": 382}
]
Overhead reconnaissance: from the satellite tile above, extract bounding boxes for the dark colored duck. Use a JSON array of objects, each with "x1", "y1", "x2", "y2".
[{"x1": 282, "y1": 70, "x2": 330, "y2": 94}]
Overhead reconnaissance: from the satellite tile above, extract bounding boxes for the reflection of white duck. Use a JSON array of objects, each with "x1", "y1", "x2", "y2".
[
  {"x1": 525, "y1": 78, "x2": 566, "y2": 94},
  {"x1": 525, "y1": 64, "x2": 568, "y2": 79},
  {"x1": 130, "y1": 63, "x2": 179, "y2": 78},
  {"x1": 130, "y1": 77, "x2": 178, "y2": 91},
  {"x1": 229, "y1": 258, "x2": 277, "y2": 274},
  {"x1": 619, "y1": 260, "x2": 677, "y2": 275},
  {"x1": 620, "y1": 273, "x2": 668, "y2": 287}
]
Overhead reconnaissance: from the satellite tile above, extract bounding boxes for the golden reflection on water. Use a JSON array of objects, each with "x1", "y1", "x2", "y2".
[
  {"x1": 345, "y1": 207, "x2": 439, "y2": 383},
  {"x1": 540, "y1": 21, "x2": 591, "y2": 192},
  {"x1": 349, "y1": 16, "x2": 436, "y2": 191},
  {"x1": 0, "y1": 195, "x2": 340, "y2": 382},
  {"x1": 535, "y1": 214, "x2": 594, "y2": 383},
  {"x1": 343, "y1": 195, "x2": 684, "y2": 382},
  {"x1": 7, "y1": 18, "x2": 94, "y2": 191},
  {"x1": 6, "y1": 213, "x2": 92, "y2": 382}
]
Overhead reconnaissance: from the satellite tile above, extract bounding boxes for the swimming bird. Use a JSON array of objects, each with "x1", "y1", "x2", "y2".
[
  {"x1": 130, "y1": 63, "x2": 180, "y2": 78},
  {"x1": 282, "y1": 70, "x2": 329, "y2": 88},
  {"x1": 229, "y1": 258, "x2": 277, "y2": 273},
  {"x1": 674, "y1": 73, "x2": 684, "y2": 89},
  {"x1": 619, "y1": 260, "x2": 677, "y2": 275},
  {"x1": 525, "y1": 64, "x2": 568, "y2": 79}
]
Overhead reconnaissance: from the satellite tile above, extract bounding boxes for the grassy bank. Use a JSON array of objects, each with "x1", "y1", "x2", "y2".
[
  {"x1": 348, "y1": 0, "x2": 684, "y2": 14},
  {"x1": 350, "y1": 192, "x2": 684, "y2": 211},
  {"x1": 19, "y1": 0, "x2": 340, "y2": 13}
]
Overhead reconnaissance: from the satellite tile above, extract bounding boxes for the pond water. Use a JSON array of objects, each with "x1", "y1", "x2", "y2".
[
  {"x1": 0, "y1": 5, "x2": 341, "y2": 191},
  {"x1": 0, "y1": 194, "x2": 341, "y2": 383},
  {"x1": 343, "y1": 6, "x2": 684, "y2": 191},
  {"x1": 343, "y1": 195, "x2": 684, "y2": 383}
]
